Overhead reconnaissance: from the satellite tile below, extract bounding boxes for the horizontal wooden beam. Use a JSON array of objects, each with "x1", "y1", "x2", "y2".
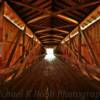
[
  {"x1": 57, "y1": 14, "x2": 79, "y2": 24},
  {"x1": 35, "y1": 28, "x2": 69, "y2": 34},
  {"x1": 41, "y1": 39, "x2": 61, "y2": 41},
  {"x1": 53, "y1": 28, "x2": 69, "y2": 34},
  {"x1": 35, "y1": 28, "x2": 51, "y2": 33},
  {"x1": 39, "y1": 35, "x2": 64, "y2": 39},
  {"x1": 42, "y1": 41, "x2": 60, "y2": 43},
  {"x1": 30, "y1": 24, "x2": 76, "y2": 29},
  {"x1": 27, "y1": 15, "x2": 50, "y2": 24}
]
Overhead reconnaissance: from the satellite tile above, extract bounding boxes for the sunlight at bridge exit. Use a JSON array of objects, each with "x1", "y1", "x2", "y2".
[{"x1": 45, "y1": 48, "x2": 56, "y2": 61}]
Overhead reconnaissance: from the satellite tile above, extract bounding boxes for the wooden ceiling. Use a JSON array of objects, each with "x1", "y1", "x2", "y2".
[{"x1": 6, "y1": 0, "x2": 100, "y2": 46}]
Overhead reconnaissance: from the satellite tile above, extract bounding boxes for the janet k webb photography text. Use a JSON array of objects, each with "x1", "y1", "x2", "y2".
[{"x1": 0, "y1": 89, "x2": 100, "y2": 98}]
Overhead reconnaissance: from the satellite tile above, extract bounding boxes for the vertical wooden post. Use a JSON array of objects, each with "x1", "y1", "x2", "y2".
[
  {"x1": 78, "y1": 26, "x2": 82, "y2": 62},
  {"x1": 0, "y1": 0, "x2": 4, "y2": 66},
  {"x1": 69, "y1": 34, "x2": 71, "y2": 49},
  {"x1": 22, "y1": 26, "x2": 26, "y2": 61},
  {"x1": 31, "y1": 38, "x2": 33, "y2": 46}
]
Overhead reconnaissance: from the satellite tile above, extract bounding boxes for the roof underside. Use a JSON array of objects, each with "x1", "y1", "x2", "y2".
[{"x1": 6, "y1": 0, "x2": 100, "y2": 46}]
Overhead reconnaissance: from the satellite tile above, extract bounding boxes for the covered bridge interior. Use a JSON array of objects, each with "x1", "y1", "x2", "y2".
[{"x1": 0, "y1": 0, "x2": 100, "y2": 99}]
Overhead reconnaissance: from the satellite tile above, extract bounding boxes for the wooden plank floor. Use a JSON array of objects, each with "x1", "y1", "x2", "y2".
[{"x1": 0, "y1": 55, "x2": 100, "y2": 100}]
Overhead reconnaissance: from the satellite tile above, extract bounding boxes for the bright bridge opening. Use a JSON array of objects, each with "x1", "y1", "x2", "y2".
[{"x1": 44, "y1": 48, "x2": 56, "y2": 61}]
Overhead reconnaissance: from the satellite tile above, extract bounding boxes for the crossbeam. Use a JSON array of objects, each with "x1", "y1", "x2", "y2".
[
  {"x1": 8, "y1": 0, "x2": 100, "y2": 16},
  {"x1": 53, "y1": 28, "x2": 69, "y2": 34},
  {"x1": 35, "y1": 28, "x2": 69, "y2": 34},
  {"x1": 28, "y1": 15, "x2": 50, "y2": 24},
  {"x1": 39, "y1": 35, "x2": 64, "y2": 39},
  {"x1": 29, "y1": 25, "x2": 76, "y2": 29},
  {"x1": 7, "y1": 0, "x2": 51, "y2": 14},
  {"x1": 42, "y1": 41, "x2": 60, "y2": 43},
  {"x1": 41, "y1": 39, "x2": 61, "y2": 41},
  {"x1": 57, "y1": 14, "x2": 78, "y2": 24},
  {"x1": 35, "y1": 28, "x2": 51, "y2": 33},
  {"x1": 54, "y1": 1, "x2": 100, "y2": 15}
]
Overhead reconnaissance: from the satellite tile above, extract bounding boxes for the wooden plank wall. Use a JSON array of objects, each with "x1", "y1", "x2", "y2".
[
  {"x1": 58, "y1": 20, "x2": 100, "y2": 66},
  {"x1": 83, "y1": 20, "x2": 100, "y2": 64},
  {"x1": 0, "y1": 1, "x2": 4, "y2": 66},
  {"x1": 1, "y1": 18, "x2": 41, "y2": 68},
  {"x1": 0, "y1": 1, "x2": 42, "y2": 68},
  {"x1": 3, "y1": 18, "x2": 19, "y2": 66}
]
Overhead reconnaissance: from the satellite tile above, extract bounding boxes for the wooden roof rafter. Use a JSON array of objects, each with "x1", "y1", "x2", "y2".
[
  {"x1": 38, "y1": 35, "x2": 64, "y2": 39},
  {"x1": 41, "y1": 38, "x2": 62, "y2": 41},
  {"x1": 25, "y1": 12, "x2": 43, "y2": 22},
  {"x1": 7, "y1": 0, "x2": 51, "y2": 14},
  {"x1": 6, "y1": 0, "x2": 100, "y2": 46},
  {"x1": 61, "y1": 6, "x2": 100, "y2": 43},
  {"x1": 29, "y1": 24, "x2": 76, "y2": 29},
  {"x1": 7, "y1": 0, "x2": 100, "y2": 16},
  {"x1": 42, "y1": 40, "x2": 60, "y2": 43},
  {"x1": 28, "y1": 15, "x2": 50, "y2": 24},
  {"x1": 35, "y1": 28, "x2": 69, "y2": 34},
  {"x1": 53, "y1": 1, "x2": 100, "y2": 15},
  {"x1": 56, "y1": 14, "x2": 79, "y2": 24}
]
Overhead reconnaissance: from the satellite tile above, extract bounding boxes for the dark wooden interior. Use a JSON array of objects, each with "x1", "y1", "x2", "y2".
[
  {"x1": 6, "y1": 0, "x2": 100, "y2": 46},
  {"x1": 0, "y1": 0, "x2": 100, "y2": 99}
]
